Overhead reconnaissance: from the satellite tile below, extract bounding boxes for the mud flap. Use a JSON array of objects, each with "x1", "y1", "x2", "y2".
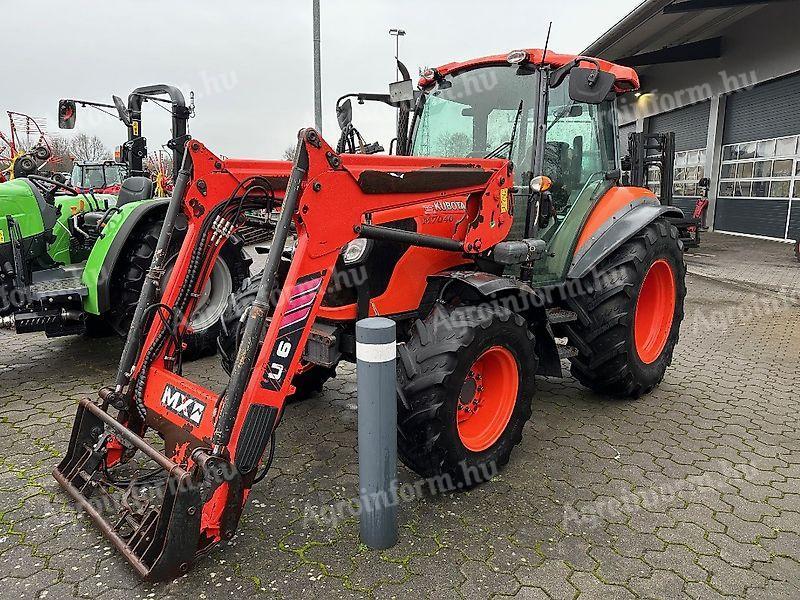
[{"x1": 53, "y1": 399, "x2": 205, "y2": 581}]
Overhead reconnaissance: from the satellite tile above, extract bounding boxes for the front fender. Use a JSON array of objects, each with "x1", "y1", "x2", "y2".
[
  {"x1": 568, "y1": 198, "x2": 683, "y2": 280},
  {"x1": 424, "y1": 270, "x2": 562, "y2": 377},
  {"x1": 82, "y1": 199, "x2": 169, "y2": 314}
]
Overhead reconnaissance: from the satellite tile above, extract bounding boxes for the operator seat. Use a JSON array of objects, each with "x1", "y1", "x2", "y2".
[
  {"x1": 116, "y1": 177, "x2": 154, "y2": 207},
  {"x1": 81, "y1": 177, "x2": 154, "y2": 231}
]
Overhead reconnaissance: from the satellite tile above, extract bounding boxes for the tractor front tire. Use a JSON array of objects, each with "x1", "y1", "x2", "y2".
[
  {"x1": 563, "y1": 218, "x2": 686, "y2": 398},
  {"x1": 110, "y1": 216, "x2": 251, "y2": 359},
  {"x1": 217, "y1": 273, "x2": 335, "y2": 402},
  {"x1": 397, "y1": 304, "x2": 536, "y2": 489}
]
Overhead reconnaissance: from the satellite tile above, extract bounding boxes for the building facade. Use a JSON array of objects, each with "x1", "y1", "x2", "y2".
[{"x1": 586, "y1": 0, "x2": 800, "y2": 243}]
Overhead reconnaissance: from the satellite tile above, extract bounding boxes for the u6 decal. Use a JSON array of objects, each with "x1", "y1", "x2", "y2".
[{"x1": 260, "y1": 272, "x2": 324, "y2": 391}]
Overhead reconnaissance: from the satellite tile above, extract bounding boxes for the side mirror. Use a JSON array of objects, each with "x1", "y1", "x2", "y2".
[
  {"x1": 58, "y1": 100, "x2": 77, "y2": 129},
  {"x1": 568, "y1": 67, "x2": 616, "y2": 104},
  {"x1": 389, "y1": 79, "x2": 414, "y2": 104},
  {"x1": 112, "y1": 95, "x2": 132, "y2": 127},
  {"x1": 337, "y1": 98, "x2": 353, "y2": 131}
]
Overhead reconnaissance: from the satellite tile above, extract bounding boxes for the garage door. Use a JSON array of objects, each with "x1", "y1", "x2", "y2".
[
  {"x1": 716, "y1": 72, "x2": 800, "y2": 240},
  {"x1": 647, "y1": 102, "x2": 711, "y2": 216},
  {"x1": 648, "y1": 101, "x2": 710, "y2": 152}
]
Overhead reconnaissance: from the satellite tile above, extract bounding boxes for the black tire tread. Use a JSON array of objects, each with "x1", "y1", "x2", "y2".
[
  {"x1": 217, "y1": 273, "x2": 335, "y2": 402},
  {"x1": 397, "y1": 304, "x2": 536, "y2": 487},
  {"x1": 108, "y1": 214, "x2": 251, "y2": 358},
  {"x1": 562, "y1": 218, "x2": 687, "y2": 398}
]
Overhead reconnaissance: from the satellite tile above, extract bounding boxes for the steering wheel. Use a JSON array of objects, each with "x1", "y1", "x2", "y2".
[{"x1": 26, "y1": 174, "x2": 80, "y2": 197}]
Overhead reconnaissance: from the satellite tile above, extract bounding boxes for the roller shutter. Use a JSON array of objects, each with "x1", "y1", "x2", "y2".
[
  {"x1": 723, "y1": 73, "x2": 800, "y2": 145},
  {"x1": 715, "y1": 72, "x2": 800, "y2": 239},
  {"x1": 648, "y1": 101, "x2": 710, "y2": 152}
]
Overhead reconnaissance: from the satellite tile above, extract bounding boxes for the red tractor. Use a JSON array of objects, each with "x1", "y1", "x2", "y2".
[
  {"x1": 69, "y1": 160, "x2": 129, "y2": 194},
  {"x1": 55, "y1": 49, "x2": 686, "y2": 580}
]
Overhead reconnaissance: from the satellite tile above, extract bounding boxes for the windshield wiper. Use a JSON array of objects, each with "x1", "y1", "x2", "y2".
[
  {"x1": 484, "y1": 100, "x2": 524, "y2": 160},
  {"x1": 484, "y1": 140, "x2": 512, "y2": 159},
  {"x1": 547, "y1": 101, "x2": 576, "y2": 132}
]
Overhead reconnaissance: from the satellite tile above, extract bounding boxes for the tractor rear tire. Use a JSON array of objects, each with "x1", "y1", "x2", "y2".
[
  {"x1": 217, "y1": 273, "x2": 335, "y2": 402},
  {"x1": 110, "y1": 215, "x2": 251, "y2": 360},
  {"x1": 396, "y1": 304, "x2": 536, "y2": 489},
  {"x1": 562, "y1": 218, "x2": 686, "y2": 398}
]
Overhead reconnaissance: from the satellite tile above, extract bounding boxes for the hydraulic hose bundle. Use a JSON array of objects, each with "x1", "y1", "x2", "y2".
[{"x1": 129, "y1": 176, "x2": 276, "y2": 418}]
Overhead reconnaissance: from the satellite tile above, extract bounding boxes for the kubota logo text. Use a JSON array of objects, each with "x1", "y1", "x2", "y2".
[
  {"x1": 424, "y1": 201, "x2": 466, "y2": 214},
  {"x1": 161, "y1": 384, "x2": 206, "y2": 426}
]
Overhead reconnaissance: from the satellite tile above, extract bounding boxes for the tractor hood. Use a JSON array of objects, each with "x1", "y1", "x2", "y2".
[{"x1": 0, "y1": 178, "x2": 49, "y2": 243}]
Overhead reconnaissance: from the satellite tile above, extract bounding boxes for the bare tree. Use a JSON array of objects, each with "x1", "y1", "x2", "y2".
[
  {"x1": 69, "y1": 134, "x2": 111, "y2": 162},
  {"x1": 435, "y1": 132, "x2": 471, "y2": 157},
  {"x1": 48, "y1": 136, "x2": 74, "y2": 172},
  {"x1": 282, "y1": 146, "x2": 295, "y2": 161}
]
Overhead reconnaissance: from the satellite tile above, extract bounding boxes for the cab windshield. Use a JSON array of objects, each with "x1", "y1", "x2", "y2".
[
  {"x1": 411, "y1": 65, "x2": 538, "y2": 167},
  {"x1": 410, "y1": 65, "x2": 618, "y2": 194},
  {"x1": 72, "y1": 163, "x2": 125, "y2": 188}
]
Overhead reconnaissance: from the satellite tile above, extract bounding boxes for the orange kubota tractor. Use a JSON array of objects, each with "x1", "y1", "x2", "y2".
[{"x1": 55, "y1": 49, "x2": 687, "y2": 580}]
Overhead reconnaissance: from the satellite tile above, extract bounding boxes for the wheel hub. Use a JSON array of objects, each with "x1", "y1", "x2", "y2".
[
  {"x1": 457, "y1": 371, "x2": 482, "y2": 417},
  {"x1": 456, "y1": 346, "x2": 519, "y2": 452},
  {"x1": 163, "y1": 256, "x2": 233, "y2": 333}
]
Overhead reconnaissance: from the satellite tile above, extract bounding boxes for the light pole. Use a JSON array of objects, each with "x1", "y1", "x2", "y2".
[
  {"x1": 313, "y1": 0, "x2": 322, "y2": 133},
  {"x1": 389, "y1": 28, "x2": 406, "y2": 81}
]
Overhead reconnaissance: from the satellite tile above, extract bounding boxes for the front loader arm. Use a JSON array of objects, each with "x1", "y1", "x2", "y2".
[{"x1": 54, "y1": 128, "x2": 514, "y2": 581}]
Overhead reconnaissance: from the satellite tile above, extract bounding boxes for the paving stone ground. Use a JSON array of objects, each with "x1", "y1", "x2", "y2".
[{"x1": 0, "y1": 232, "x2": 797, "y2": 599}]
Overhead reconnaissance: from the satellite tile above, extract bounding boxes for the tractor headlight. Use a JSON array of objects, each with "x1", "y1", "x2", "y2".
[
  {"x1": 342, "y1": 239, "x2": 372, "y2": 265},
  {"x1": 506, "y1": 50, "x2": 529, "y2": 65}
]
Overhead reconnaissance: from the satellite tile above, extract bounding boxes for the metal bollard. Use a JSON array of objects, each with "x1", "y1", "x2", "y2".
[{"x1": 356, "y1": 317, "x2": 398, "y2": 550}]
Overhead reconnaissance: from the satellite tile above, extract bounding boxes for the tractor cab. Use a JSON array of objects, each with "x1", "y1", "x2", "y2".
[
  {"x1": 410, "y1": 52, "x2": 637, "y2": 286},
  {"x1": 70, "y1": 160, "x2": 129, "y2": 194},
  {"x1": 341, "y1": 50, "x2": 640, "y2": 285}
]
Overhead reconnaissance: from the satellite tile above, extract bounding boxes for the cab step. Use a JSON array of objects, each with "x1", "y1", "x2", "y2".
[
  {"x1": 29, "y1": 266, "x2": 88, "y2": 303},
  {"x1": 557, "y1": 344, "x2": 579, "y2": 360},
  {"x1": 546, "y1": 308, "x2": 578, "y2": 324}
]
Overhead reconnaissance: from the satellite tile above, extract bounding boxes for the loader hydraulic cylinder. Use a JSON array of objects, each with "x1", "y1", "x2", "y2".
[
  {"x1": 212, "y1": 136, "x2": 309, "y2": 449},
  {"x1": 115, "y1": 153, "x2": 191, "y2": 389}
]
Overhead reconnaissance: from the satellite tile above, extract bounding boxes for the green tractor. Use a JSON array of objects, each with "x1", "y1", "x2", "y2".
[{"x1": 0, "y1": 85, "x2": 251, "y2": 355}]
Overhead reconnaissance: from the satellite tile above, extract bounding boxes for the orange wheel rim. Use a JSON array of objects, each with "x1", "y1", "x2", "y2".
[
  {"x1": 456, "y1": 346, "x2": 519, "y2": 452},
  {"x1": 634, "y1": 259, "x2": 676, "y2": 364}
]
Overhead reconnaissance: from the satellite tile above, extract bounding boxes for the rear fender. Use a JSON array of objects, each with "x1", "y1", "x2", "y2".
[
  {"x1": 82, "y1": 199, "x2": 168, "y2": 314},
  {"x1": 568, "y1": 196, "x2": 683, "y2": 280},
  {"x1": 423, "y1": 270, "x2": 561, "y2": 376}
]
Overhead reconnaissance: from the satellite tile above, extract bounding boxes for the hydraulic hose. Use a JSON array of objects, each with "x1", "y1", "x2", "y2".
[{"x1": 212, "y1": 135, "x2": 309, "y2": 449}]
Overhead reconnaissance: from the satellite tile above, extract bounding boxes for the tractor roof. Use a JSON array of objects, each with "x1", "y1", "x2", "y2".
[{"x1": 420, "y1": 49, "x2": 639, "y2": 93}]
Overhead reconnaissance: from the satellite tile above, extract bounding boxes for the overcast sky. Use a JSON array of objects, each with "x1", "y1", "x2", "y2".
[{"x1": 3, "y1": 0, "x2": 641, "y2": 160}]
